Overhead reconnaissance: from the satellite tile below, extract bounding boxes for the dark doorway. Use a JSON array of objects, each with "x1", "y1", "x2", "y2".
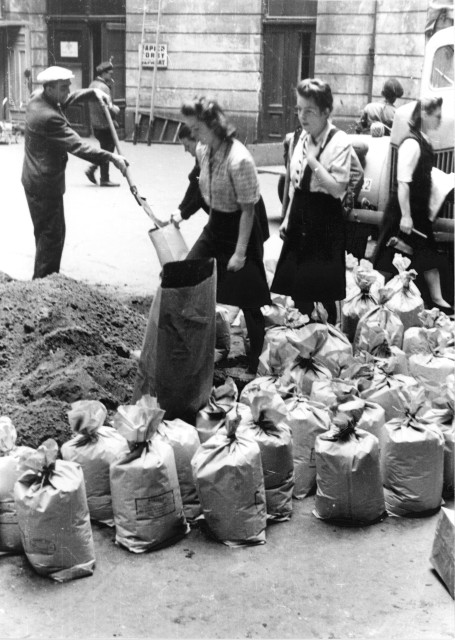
[{"x1": 261, "y1": 23, "x2": 315, "y2": 141}]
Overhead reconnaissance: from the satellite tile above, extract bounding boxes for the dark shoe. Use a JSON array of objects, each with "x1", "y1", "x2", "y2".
[
  {"x1": 85, "y1": 167, "x2": 97, "y2": 185},
  {"x1": 100, "y1": 181, "x2": 120, "y2": 187},
  {"x1": 430, "y1": 302, "x2": 455, "y2": 316}
]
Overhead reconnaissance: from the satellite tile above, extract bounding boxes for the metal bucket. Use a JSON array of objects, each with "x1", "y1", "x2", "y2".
[{"x1": 148, "y1": 223, "x2": 189, "y2": 266}]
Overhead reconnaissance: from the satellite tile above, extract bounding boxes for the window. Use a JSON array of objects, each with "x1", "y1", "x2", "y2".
[{"x1": 431, "y1": 44, "x2": 454, "y2": 88}]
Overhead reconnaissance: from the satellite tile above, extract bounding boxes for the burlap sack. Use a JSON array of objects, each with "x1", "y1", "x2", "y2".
[
  {"x1": 314, "y1": 411, "x2": 385, "y2": 526},
  {"x1": 237, "y1": 393, "x2": 294, "y2": 521},
  {"x1": 384, "y1": 255, "x2": 424, "y2": 331},
  {"x1": 15, "y1": 439, "x2": 95, "y2": 581},
  {"x1": 195, "y1": 378, "x2": 238, "y2": 444},
  {"x1": 0, "y1": 417, "x2": 34, "y2": 554},
  {"x1": 381, "y1": 388, "x2": 444, "y2": 517},
  {"x1": 61, "y1": 400, "x2": 129, "y2": 526},
  {"x1": 110, "y1": 399, "x2": 189, "y2": 553},
  {"x1": 430, "y1": 508, "x2": 454, "y2": 598},
  {"x1": 285, "y1": 395, "x2": 331, "y2": 499},
  {"x1": 192, "y1": 414, "x2": 267, "y2": 546},
  {"x1": 157, "y1": 418, "x2": 202, "y2": 522}
]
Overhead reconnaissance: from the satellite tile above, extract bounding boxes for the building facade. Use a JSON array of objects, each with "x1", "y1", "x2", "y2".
[{"x1": 0, "y1": 0, "x2": 437, "y2": 142}]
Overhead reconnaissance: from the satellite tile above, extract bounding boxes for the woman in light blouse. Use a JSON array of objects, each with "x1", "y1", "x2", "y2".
[
  {"x1": 271, "y1": 79, "x2": 351, "y2": 323},
  {"x1": 181, "y1": 97, "x2": 270, "y2": 373}
]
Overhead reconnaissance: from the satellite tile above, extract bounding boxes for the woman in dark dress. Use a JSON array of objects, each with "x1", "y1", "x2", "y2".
[
  {"x1": 271, "y1": 79, "x2": 351, "y2": 324},
  {"x1": 373, "y1": 96, "x2": 453, "y2": 314},
  {"x1": 181, "y1": 97, "x2": 270, "y2": 373}
]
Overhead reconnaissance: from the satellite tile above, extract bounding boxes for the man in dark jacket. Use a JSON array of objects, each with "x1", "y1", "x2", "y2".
[
  {"x1": 85, "y1": 60, "x2": 121, "y2": 187},
  {"x1": 21, "y1": 65, "x2": 128, "y2": 279}
]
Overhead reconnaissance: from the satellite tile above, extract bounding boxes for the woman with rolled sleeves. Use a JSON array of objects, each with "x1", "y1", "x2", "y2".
[
  {"x1": 181, "y1": 97, "x2": 270, "y2": 373},
  {"x1": 271, "y1": 79, "x2": 351, "y2": 324}
]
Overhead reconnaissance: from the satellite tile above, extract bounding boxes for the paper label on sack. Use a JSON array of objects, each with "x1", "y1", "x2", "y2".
[{"x1": 135, "y1": 490, "x2": 176, "y2": 520}]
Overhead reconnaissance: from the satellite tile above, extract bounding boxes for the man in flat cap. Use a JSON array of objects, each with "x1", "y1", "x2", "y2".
[
  {"x1": 21, "y1": 65, "x2": 128, "y2": 279},
  {"x1": 85, "y1": 61, "x2": 120, "y2": 187}
]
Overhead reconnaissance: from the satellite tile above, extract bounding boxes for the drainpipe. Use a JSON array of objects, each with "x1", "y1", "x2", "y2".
[{"x1": 367, "y1": 0, "x2": 378, "y2": 102}]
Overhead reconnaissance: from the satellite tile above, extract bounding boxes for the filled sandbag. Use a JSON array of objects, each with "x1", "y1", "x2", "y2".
[
  {"x1": 307, "y1": 303, "x2": 353, "y2": 377},
  {"x1": 157, "y1": 415, "x2": 202, "y2": 522},
  {"x1": 192, "y1": 413, "x2": 267, "y2": 546},
  {"x1": 384, "y1": 254, "x2": 424, "y2": 330},
  {"x1": 381, "y1": 388, "x2": 444, "y2": 517},
  {"x1": 354, "y1": 289, "x2": 404, "y2": 353},
  {"x1": 310, "y1": 378, "x2": 359, "y2": 409},
  {"x1": 133, "y1": 258, "x2": 217, "y2": 422},
  {"x1": 110, "y1": 399, "x2": 189, "y2": 553},
  {"x1": 314, "y1": 406, "x2": 386, "y2": 526},
  {"x1": 408, "y1": 331, "x2": 455, "y2": 399},
  {"x1": 284, "y1": 395, "x2": 331, "y2": 499},
  {"x1": 61, "y1": 400, "x2": 129, "y2": 526},
  {"x1": 15, "y1": 439, "x2": 95, "y2": 581},
  {"x1": 257, "y1": 312, "x2": 305, "y2": 377},
  {"x1": 341, "y1": 270, "x2": 379, "y2": 342},
  {"x1": 195, "y1": 377, "x2": 238, "y2": 443},
  {"x1": 337, "y1": 398, "x2": 386, "y2": 442},
  {"x1": 0, "y1": 417, "x2": 33, "y2": 554},
  {"x1": 430, "y1": 508, "x2": 454, "y2": 599},
  {"x1": 237, "y1": 393, "x2": 294, "y2": 521},
  {"x1": 403, "y1": 308, "x2": 454, "y2": 356},
  {"x1": 239, "y1": 375, "x2": 293, "y2": 406}
]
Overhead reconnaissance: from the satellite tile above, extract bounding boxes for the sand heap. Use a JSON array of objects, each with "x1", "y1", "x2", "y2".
[{"x1": 0, "y1": 273, "x2": 147, "y2": 448}]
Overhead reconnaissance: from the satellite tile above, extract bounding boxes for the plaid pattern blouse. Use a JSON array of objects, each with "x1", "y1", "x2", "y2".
[{"x1": 196, "y1": 138, "x2": 260, "y2": 212}]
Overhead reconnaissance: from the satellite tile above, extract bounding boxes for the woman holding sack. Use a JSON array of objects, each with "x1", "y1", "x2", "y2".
[
  {"x1": 181, "y1": 97, "x2": 270, "y2": 373},
  {"x1": 271, "y1": 79, "x2": 352, "y2": 324},
  {"x1": 373, "y1": 96, "x2": 453, "y2": 314}
]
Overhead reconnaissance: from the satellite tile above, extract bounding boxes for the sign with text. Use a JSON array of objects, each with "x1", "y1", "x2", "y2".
[{"x1": 142, "y1": 43, "x2": 168, "y2": 69}]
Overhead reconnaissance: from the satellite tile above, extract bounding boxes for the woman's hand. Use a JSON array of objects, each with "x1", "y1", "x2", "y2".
[
  {"x1": 227, "y1": 253, "x2": 246, "y2": 272},
  {"x1": 171, "y1": 211, "x2": 182, "y2": 227},
  {"x1": 400, "y1": 215, "x2": 413, "y2": 235},
  {"x1": 279, "y1": 218, "x2": 288, "y2": 240}
]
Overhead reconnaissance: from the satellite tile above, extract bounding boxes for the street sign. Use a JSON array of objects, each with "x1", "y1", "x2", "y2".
[{"x1": 142, "y1": 43, "x2": 167, "y2": 68}]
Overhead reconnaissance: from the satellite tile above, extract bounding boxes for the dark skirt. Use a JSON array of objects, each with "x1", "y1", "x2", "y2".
[
  {"x1": 186, "y1": 205, "x2": 271, "y2": 308},
  {"x1": 271, "y1": 188, "x2": 346, "y2": 302},
  {"x1": 373, "y1": 194, "x2": 441, "y2": 275}
]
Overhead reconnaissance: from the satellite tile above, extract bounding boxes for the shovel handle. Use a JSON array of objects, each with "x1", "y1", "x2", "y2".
[{"x1": 98, "y1": 98, "x2": 166, "y2": 228}]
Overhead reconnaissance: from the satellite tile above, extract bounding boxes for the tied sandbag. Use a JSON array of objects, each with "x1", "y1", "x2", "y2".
[
  {"x1": 345, "y1": 253, "x2": 359, "y2": 296},
  {"x1": 195, "y1": 377, "x2": 238, "y2": 444},
  {"x1": 257, "y1": 309, "x2": 308, "y2": 377},
  {"x1": 284, "y1": 395, "x2": 331, "y2": 499},
  {"x1": 408, "y1": 331, "x2": 455, "y2": 400},
  {"x1": 403, "y1": 308, "x2": 454, "y2": 356},
  {"x1": 354, "y1": 289, "x2": 404, "y2": 353},
  {"x1": 133, "y1": 258, "x2": 217, "y2": 422},
  {"x1": 337, "y1": 398, "x2": 386, "y2": 443},
  {"x1": 308, "y1": 304, "x2": 352, "y2": 377},
  {"x1": 279, "y1": 324, "x2": 332, "y2": 396},
  {"x1": 14, "y1": 439, "x2": 95, "y2": 582},
  {"x1": 430, "y1": 508, "x2": 455, "y2": 599},
  {"x1": 157, "y1": 415, "x2": 202, "y2": 522},
  {"x1": 310, "y1": 378, "x2": 359, "y2": 408},
  {"x1": 192, "y1": 413, "x2": 267, "y2": 546},
  {"x1": 342, "y1": 269, "x2": 379, "y2": 342},
  {"x1": 314, "y1": 405, "x2": 386, "y2": 526},
  {"x1": 239, "y1": 375, "x2": 294, "y2": 406},
  {"x1": 352, "y1": 258, "x2": 385, "y2": 300},
  {"x1": 110, "y1": 399, "x2": 189, "y2": 553},
  {"x1": 384, "y1": 255, "x2": 424, "y2": 330},
  {"x1": 381, "y1": 387, "x2": 444, "y2": 517},
  {"x1": 61, "y1": 400, "x2": 129, "y2": 526},
  {"x1": 0, "y1": 417, "x2": 34, "y2": 554},
  {"x1": 237, "y1": 393, "x2": 294, "y2": 521},
  {"x1": 420, "y1": 376, "x2": 454, "y2": 494}
]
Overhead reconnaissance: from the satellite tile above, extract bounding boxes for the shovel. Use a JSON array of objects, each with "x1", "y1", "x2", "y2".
[{"x1": 98, "y1": 99, "x2": 189, "y2": 266}]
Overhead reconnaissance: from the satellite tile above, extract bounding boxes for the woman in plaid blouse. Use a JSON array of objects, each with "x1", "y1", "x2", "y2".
[{"x1": 181, "y1": 97, "x2": 270, "y2": 373}]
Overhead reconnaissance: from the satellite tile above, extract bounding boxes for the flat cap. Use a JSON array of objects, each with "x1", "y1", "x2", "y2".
[
  {"x1": 96, "y1": 61, "x2": 113, "y2": 74},
  {"x1": 37, "y1": 66, "x2": 75, "y2": 83}
]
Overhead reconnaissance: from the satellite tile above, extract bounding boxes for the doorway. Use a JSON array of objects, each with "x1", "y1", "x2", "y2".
[{"x1": 261, "y1": 23, "x2": 315, "y2": 141}]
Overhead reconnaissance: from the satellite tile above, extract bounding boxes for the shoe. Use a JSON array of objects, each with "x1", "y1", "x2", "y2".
[
  {"x1": 430, "y1": 302, "x2": 455, "y2": 316},
  {"x1": 100, "y1": 181, "x2": 120, "y2": 187},
  {"x1": 85, "y1": 167, "x2": 97, "y2": 185}
]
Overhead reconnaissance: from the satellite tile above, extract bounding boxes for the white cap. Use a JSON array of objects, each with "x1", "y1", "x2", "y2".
[{"x1": 37, "y1": 66, "x2": 75, "y2": 84}]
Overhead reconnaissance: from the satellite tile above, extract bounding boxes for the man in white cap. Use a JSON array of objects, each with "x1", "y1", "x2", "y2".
[
  {"x1": 21, "y1": 65, "x2": 128, "y2": 279},
  {"x1": 85, "y1": 60, "x2": 121, "y2": 187}
]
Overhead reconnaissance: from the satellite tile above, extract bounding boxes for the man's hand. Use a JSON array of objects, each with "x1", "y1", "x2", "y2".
[
  {"x1": 400, "y1": 215, "x2": 413, "y2": 235},
  {"x1": 111, "y1": 104, "x2": 120, "y2": 116},
  {"x1": 227, "y1": 253, "x2": 246, "y2": 272},
  {"x1": 93, "y1": 88, "x2": 110, "y2": 106},
  {"x1": 110, "y1": 154, "x2": 128, "y2": 176},
  {"x1": 171, "y1": 211, "x2": 183, "y2": 227}
]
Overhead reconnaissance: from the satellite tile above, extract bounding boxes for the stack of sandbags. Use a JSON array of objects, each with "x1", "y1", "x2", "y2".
[
  {"x1": 0, "y1": 417, "x2": 33, "y2": 554},
  {"x1": 284, "y1": 395, "x2": 331, "y2": 499},
  {"x1": 237, "y1": 392, "x2": 294, "y2": 521},
  {"x1": 192, "y1": 413, "x2": 267, "y2": 546},
  {"x1": 195, "y1": 377, "x2": 238, "y2": 443},
  {"x1": 313, "y1": 402, "x2": 386, "y2": 526},
  {"x1": 110, "y1": 398, "x2": 189, "y2": 553},
  {"x1": 61, "y1": 400, "x2": 129, "y2": 526},
  {"x1": 381, "y1": 387, "x2": 444, "y2": 517},
  {"x1": 15, "y1": 439, "x2": 95, "y2": 581},
  {"x1": 384, "y1": 254, "x2": 424, "y2": 330}
]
